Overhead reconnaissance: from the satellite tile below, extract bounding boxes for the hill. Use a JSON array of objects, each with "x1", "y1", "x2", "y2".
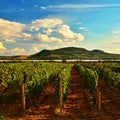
[
  {"x1": 30, "y1": 47, "x2": 120, "y2": 60},
  {"x1": 0, "y1": 47, "x2": 120, "y2": 60}
]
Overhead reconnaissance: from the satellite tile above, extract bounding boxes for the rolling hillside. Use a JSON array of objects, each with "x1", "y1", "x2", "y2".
[
  {"x1": 31, "y1": 47, "x2": 120, "y2": 60},
  {"x1": 0, "y1": 47, "x2": 120, "y2": 60}
]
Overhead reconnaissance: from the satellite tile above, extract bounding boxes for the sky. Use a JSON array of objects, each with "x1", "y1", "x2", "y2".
[{"x1": 0, "y1": 0, "x2": 120, "y2": 56}]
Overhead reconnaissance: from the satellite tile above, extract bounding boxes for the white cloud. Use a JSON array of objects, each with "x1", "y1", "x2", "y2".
[
  {"x1": 79, "y1": 27, "x2": 89, "y2": 31},
  {"x1": 57, "y1": 25, "x2": 84, "y2": 41},
  {"x1": 4, "y1": 39, "x2": 15, "y2": 43},
  {"x1": 29, "y1": 44, "x2": 52, "y2": 55},
  {"x1": 52, "y1": 4, "x2": 120, "y2": 9},
  {"x1": 0, "y1": 42, "x2": 7, "y2": 53},
  {"x1": 26, "y1": 18, "x2": 63, "y2": 31},
  {"x1": 20, "y1": 33, "x2": 32, "y2": 40},
  {"x1": 10, "y1": 48, "x2": 25, "y2": 55},
  {"x1": 0, "y1": 42, "x2": 26, "y2": 55},
  {"x1": 0, "y1": 18, "x2": 84, "y2": 45},
  {"x1": 36, "y1": 44, "x2": 52, "y2": 50},
  {"x1": 0, "y1": 18, "x2": 85, "y2": 55},
  {"x1": 35, "y1": 33, "x2": 62, "y2": 43},
  {"x1": 0, "y1": 46, "x2": 26, "y2": 55},
  {"x1": 44, "y1": 28, "x2": 54, "y2": 35},
  {"x1": 30, "y1": 46, "x2": 39, "y2": 54},
  {"x1": 25, "y1": 18, "x2": 85, "y2": 43},
  {"x1": 113, "y1": 30, "x2": 120, "y2": 34},
  {"x1": 79, "y1": 27, "x2": 86, "y2": 30},
  {"x1": 41, "y1": 6, "x2": 46, "y2": 10},
  {"x1": 0, "y1": 19, "x2": 31, "y2": 42},
  {"x1": 25, "y1": 18, "x2": 84, "y2": 44}
]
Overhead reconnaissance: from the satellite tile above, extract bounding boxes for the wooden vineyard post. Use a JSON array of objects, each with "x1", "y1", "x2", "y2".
[
  {"x1": 96, "y1": 87, "x2": 101, "y2": 111},
  {"x1": 22, "y1": 82, "x2": 26, "y2": 111},
  {"x1": 59, "y1": 78, "x2": 63, "y2": 113}
]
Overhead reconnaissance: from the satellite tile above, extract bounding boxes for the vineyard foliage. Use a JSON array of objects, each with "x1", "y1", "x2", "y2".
[
  {"x1": 75, "y1": 62, "x2": 120, "y2": 91},
  {"x1": 74, "y1": 64, "x2": 98, "y2": 94},
  {"x1": 0, "y1": 62, "x2": 72, "y2": 100},
  {"x1": 55, "y1": 66, "x2": 72, "y2": 101},
  {"x1": 96, "y1": 62, "x2": 120, "y2": 90},
  {"x1": 0, "y1": 61, "x2": 120, "y2": 104}
]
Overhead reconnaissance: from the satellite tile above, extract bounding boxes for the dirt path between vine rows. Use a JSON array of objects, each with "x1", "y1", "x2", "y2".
[{"x1": 98, "y1": 79, "x2": 120, "y2": 120}]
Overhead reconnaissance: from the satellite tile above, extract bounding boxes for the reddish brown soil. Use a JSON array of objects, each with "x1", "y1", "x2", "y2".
[
  {"x1": 98, "y1": 79, "x2": 120, "y2": 120},
  {"x1": 0, "y1": 67, "x2": 120, "y2": 120}
]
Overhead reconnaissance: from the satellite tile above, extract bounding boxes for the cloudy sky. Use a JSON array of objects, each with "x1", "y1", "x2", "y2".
[{"x1": 0, "y1": 0, "x2": 120, "y2": 56}]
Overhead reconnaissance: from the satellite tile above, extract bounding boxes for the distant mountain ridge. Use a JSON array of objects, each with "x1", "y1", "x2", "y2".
[
  {"x1": 31, "y1": 47, "x2": 120, "y2": 60},
  {"x1": 0, "y1": 47, "x2": 120, "y2": 60}
]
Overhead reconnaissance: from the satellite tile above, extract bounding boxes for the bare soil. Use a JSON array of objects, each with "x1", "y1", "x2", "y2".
[{"x1": 0, "y1": 67, "x2": 120, "y2": 120}]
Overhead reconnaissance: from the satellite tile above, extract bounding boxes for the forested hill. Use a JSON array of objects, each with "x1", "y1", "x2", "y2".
[
  {"x1": 0, "y1": 47, "x2": 120, "y2": 60},
  {"x1": 30, "y1": 47, "x2": 120, "y2": 60}
]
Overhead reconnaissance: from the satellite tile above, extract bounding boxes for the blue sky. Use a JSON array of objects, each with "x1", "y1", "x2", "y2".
[{"x1": 0, "y1": 0, "x2": 120, "y2": 55}]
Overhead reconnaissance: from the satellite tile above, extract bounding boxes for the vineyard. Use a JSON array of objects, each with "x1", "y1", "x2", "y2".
[{"x1": 0, "y1": 61, "x2": 120, "y2": 119}]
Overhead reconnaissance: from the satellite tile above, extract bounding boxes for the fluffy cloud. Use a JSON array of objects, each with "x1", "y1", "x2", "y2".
[
  {"x1": 0, "y1": 42, "x2": 7, "y2": 53},
  {"x1": 29, "y1": 46, "x2": 40, "y2": 54},
  {"x1": 57, "y1": 25, "x2": 84, "y2": 41},
  {"x1": 20, "y1": 33, "x2": 32, "y2": 40},
  {"x1": 29, "y1": 44, "x2": 52, "y2": 54},
  {"x1": 27, "y1": 19, "x2": 84, "y2": 43},
  {"x1": 27, "y1": 18, "x2": 63, "y2": 31},
  {"x1": 35, "y1": 33, "x2": 62, "y2": 43},
  {"x1": 0, "y1": 42, "x2": 26, "y2": 55},
  {"x1": 10, "y1": 48, "x2": 25, "y2": 55},
  {"x1": 0, "y1": 19, "x2": 31, "y2": 42},
  {"x1": 44, "y1": 28, "x2": 54, "y2": 35},
  {"x1": 32, "y1": 46, "x2": 39, "y2": 53},
  {"x1": 0, "y1": 18, "x2": 85, "y2": 55},
  {"x1": 0, "y1": 45, "x2": 25, "y2": 55},
  {"x1": 0, "y1": 18, "x2": 84, "y2": 44}
]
